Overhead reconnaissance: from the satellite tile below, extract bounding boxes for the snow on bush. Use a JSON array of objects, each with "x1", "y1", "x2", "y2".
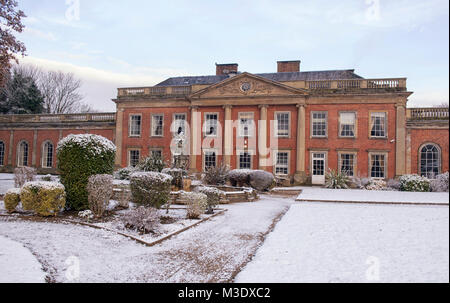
[
  {"x1": 431, "y1": 172, "x2": 449, "y2": 192},
  {"x1": 115, "y1": 184, "x2": 131, "y2": 209},
  {"x1": 325, "y1": 169, "x2": 350, "y2": 189},
  {"x1": 249, "y1": 170, "x2": 275, "y2": 191},
  {"x1": 137, "y1": 153, "x2": 167, "y2": 172},
  {"x1": 181, "y1": 192, "x2": 207, "y2": 219},
  {"x1": 121, "y1": 206, "x2": 160, "y2": 234},
  {"x1": 130, "y1": 172, "x2": 172, "y2": 208},
  {"x1": 87, "y1": 174, "x2": 113, "y2": 217},
  {"x1": 386, "y1": 179, "x2": 401, "y2": 191},
  {"x1": 114, "y1": 166, "x2": 137, "y2": 180},
  {"x1": 57, "y1": 134, "x2": 116, "y2": 210},
  {"x1": 14, "y1": 167, "x2": 36, "y2": 188},
  {"x1": 228, "y1": 169, "x2": 252, "y2": 187},
  {"x1": 78, "y1": 210, "x2": 94, "y2": 220},
  {"x1": 162, "y1": 168, "x2": 187, "y2": 189},
  {"x1": 20, "y1": 181, "x2": 66, "y2": 217},
  {"x1": 203, "y1": 164, "x2": 229, "y2": 185},
  {"x1": 40, "y1": 174, "x2": 54, "y2": 182},
  {"x1": 399, "y1": 174, "x2": 431, "y2": 192},
  {"x1": 4, "y1": 188, "x2": 21, "y2": 213},
  {"x1": 365, "y1": 179, "x2": 387, "y2": 191},
  {"x1": 195, "y1": 186, "x2": 223, "y2": 214}
]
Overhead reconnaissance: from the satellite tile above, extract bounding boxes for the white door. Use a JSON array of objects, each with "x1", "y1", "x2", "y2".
[{"x1": 312, "y1": 153, "x2": 326, "y2": 185}]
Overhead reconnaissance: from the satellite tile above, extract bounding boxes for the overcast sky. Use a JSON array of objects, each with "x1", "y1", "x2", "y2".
[{"x1": 15, "y1": 0, "x2": 450, "y2": 111}]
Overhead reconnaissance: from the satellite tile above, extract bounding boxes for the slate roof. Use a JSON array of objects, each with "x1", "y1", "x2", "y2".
[{"x1": 155, "y1": 69, "x2": 364, "y2": 87}]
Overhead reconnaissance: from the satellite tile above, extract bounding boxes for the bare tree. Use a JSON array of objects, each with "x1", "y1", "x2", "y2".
[{"x1": 434, "y1": 102, "x2": 449, "y2": 108}]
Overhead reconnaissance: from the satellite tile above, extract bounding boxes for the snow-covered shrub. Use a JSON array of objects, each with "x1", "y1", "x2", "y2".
[
  {"x1": 40, "y1": 174, "x2": 54, "y2": 182},
  {"x1": 399, "y1": 174, "x2": 431, "y2": 192},
  {"x1": 20, "y1": 181, "x2": 66, "y2": 216},
  {"x1": 228, "y1": 169, "x2": 252, "y2": 187},
  {"x1": 195, "y1": 186, "x2": 222, "y2": 214},
  {"x1": 114, "y1": 166, "x2": 137, "y2": 180},
  {"x1": 121, "y1": 206, "x2": 160, "y2": 234},
  {"x1": 137, "y1": 153, "x2": 166, "y2": 172},
  {"x1": 182, "y1": 192, "x2": 207, "y2": 219},
  {"x1": 386, "y1": 179, "x2": 401, "y2": 191},
  {"x1": 14, "y1": 167, "x2": 36, "y2": 188},
  {"x1": 325, "y1": 169, "x2": 349, "y2": 189},
  {"x1": 87, "y1": 174, "x2": 113, "y2": 217},
  {"x1": 130, "y1": 172, "x2": 172, "y2": 208},
  {"x1": 249, "y1": 170, "x2": 275, "y2": 191},
  {"x1": 162, "y1": 168, "x2": 187, "y2": 189},
  {"x1": 78, "y1": 210, "x2": 94, "y2": 220},
  {"x1": 4, "y1": 188, "x2": 21, "y2": 213},
  {"x1": 431, "y1": 172, "x2": 449, "y2": 192},
  {"x1": 115, "y1": 184, "x2": 131, "y2": 209},
  {"x1": 365, "y1": 179, "x2": 387, "y2": 191},
  {"x1": 57, "y1": 134, "x2": 116, "y2": 210},
  {"x1": 204, "y1": 164, "x2": 229, "y2": 185}
]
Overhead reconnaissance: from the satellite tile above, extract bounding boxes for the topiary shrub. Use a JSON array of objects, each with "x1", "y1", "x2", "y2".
[
  {"x1": 204, "y1": 164, "x2": 229, "y2": 185},
  {"x1": 129, "y1": 172, "x2": 172, "y2": 208},
  {"x1": 20, "y1": 181, "x2": 66, "y2": 216},
  {"x1": 325, "y1": 169, "x2": 350, "y2": 189},
  {"x1": 162, "y1": 168, "x2": 187, "y2": 189},
  {"x1": 114, "y1": 166, "x2": 137, "y2": 180},
  {"x1": 121, "y1": 206, "x2": 160, "y2": 234},
  {"x1": 365, "y1": 179, "x2": 387, "y2": 191},
  {"x1": 228, "y1": 169, "x2": 252, "y2": 187},
  {"x1": 57, "y1": 134, "x2": 116, "y2": 210},
  {"x1": 181, "y1": 192, "x2": 207, "y2": 219},
  {"x1": 14, "y1": 167, "x2": 36, "y2": 188},
  {"x1": 249, "y1": 170, "x2": 275, "y2": 191},
  {"x1": 137, "y1": 153, "x2": 167, "y2": 172},
  {"x1": 4, "y1": 188, "x2": 21, "y2": 213},
  {"x1": 87, "y1": 174, "x2": 113, "y2": 217},
  {"x1": 431, "y1": 172, "x2": 449, "y2": 192},
  {"x1": 399, "y1": 174, "x2": 431, "y2": 192},
  {"x1": 386, "y1": 179, "x2": 401, "y2": 191},
  {"x1": 195, "y1": 186, "x2": 222, "y2": 214}
]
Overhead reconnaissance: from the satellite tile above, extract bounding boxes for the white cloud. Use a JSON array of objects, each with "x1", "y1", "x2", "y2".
[{"x1": 22, "y1": 27, "x2": 57, "y2": 41}]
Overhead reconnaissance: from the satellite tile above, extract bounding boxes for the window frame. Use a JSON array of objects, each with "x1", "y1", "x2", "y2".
[
  {"x1": 236, "y1": 150, "x2": 255, "y2": 169},
  {"x1": 368, "y1": 151, "x2": 388, "y2": 179},
  {"x1": 202, "y1": 148, "x2": 218, "y2": 171},
  {"x1": 127, "y1": 149, "x2": 141, "y2": 167},
  {"x1": 275, "y1": 111, "x2": 291, "y2": 138},
  {"x1": 338, "y1": 151, "x2": 357, "y2": 177},
  {"x1": 369, "y1": 111, "x2": 388, "y2": 139},
  {"x1": 41, "y1": 140, "x2": 54, "y2": 168},
  {"x1": 338, "y1": 111, "x2": 357, "y2": 138},
  {"x1": 203, "y1": 112, "x2": 219, "y2": 138},
  {"x1": 17, "y1": 140, "x2": 29, "y2": 167},
  {"x1": 128, "y1": 114, "x2": 142, "y2": 137},
  {"x1": 238, "y1": 112, "x2": 255, "y2": 138},
  {"x1": 0, "y1": 141, "x2": 5, "y2": 166},
  {"x1": 419, "y1": 143, "x2": 441, "y2": 179},
  {"x1": 311, "y1": 111, "x2": 328, "y2": 138},
  {"x1": 151, "y1": 114, "x2": 164, "y2": 137},
  {"x1": 273, "y1": 150, "x2": 290, "y2": 176},
  {"x1": 172, "y1": 113, "x2": 187, "y2": 137}
]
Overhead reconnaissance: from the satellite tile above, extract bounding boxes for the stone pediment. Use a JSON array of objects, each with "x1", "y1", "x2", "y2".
[{"x1": 189, "y1": 72, "x2": 308, "y2": 99}]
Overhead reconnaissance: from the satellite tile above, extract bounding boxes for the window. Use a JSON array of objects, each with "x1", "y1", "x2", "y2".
[
  {"x1": 129, "y1": 115, "x2": 141, "y2": 137},
  {"x1": 204, "y1": 113, "x2": 218, "y2": 137},
  {"x1": 339, "y1": 153, "x2": 355, "y2": 176},
  {"x1": 339, "y1": 112, "x2": 356, "y2": 137},
  {"x1": 173, "y1": 114, "x2": 186, "y2": 136},
  {"x1": 204, "y1": 150, "x2": 216, "y2": 169},
  {"x1": 275, "y1": 151, "x2": 289, "y2": 175},
  {"x1": 128, "y1": 150, "x2": 140, "y2": 167},
  {"x1": 239, "y1": 152, "x2": 252, "y2": 169},
  {"x1": 42, "y1": 141, "x2": 54, "y2": 168},
  {"x1": 239, "y1": 113, "x2": 254, "y2": 137},
  {"x1": 275, "y1": 112, "x2": 290, "y2": 137},
  {"x1": 0, "y1": 141, "x2": 4, "y2": 166},
  {"x1": 370, "y1": 112, "x2": 387, "y2": 138},
  {"x1": 420, "y1": 144, "x2": 441, "y2": 178},
  {"x1": 312, "y1": 111, "x2": 327, "y2": 137},
  {"x1": 17, "y1": 141, "x2": 29, "y2": 167},
  {"x1": 151, "y1": 149, "x2": 162, "y2": 159},
  {"x1": 370, "y1": 153, "x2": 386, "y2": 178},
  {"x1": 151, "y1": 114, "x2": 164, "y2": 137}
]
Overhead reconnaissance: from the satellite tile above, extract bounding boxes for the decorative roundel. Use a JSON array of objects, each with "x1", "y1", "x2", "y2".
[{"x1": 240, "y1": 82, "x2": 252, "y2": 92}]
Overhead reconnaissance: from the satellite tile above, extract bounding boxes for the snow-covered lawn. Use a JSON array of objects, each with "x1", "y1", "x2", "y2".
[
  {"x1": 0, "y1": 195, "x2": 292, "y2": 283},
  {"x1": 0, "y1": 235, "x2": 46, "y2": 283},
  {"x1": 236, "y1": 202, "x2": 449, "y2": 283},
  {"x1": 296, "y1": 187, "x2": 449, "y2": 205}
]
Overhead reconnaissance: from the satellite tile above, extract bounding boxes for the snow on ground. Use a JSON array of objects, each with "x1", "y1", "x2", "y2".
[
  {"x1": 0, "y1": 195, "x2": 292, "y2": 283},
  {"x1": 236, "y1": 202, "x2": 449, "y2": 283},
  {"x1": 296, "y1": 187, "x2": 449, "y2": 204},
  {"x1": 0, "y1": 235, "x2": 46, "y2": 283}
]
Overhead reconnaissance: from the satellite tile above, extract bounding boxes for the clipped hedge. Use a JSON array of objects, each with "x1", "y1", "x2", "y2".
[
  {"x1": 227, "y1": 169, "x2": 252, "y2": 187},
  {"x1": 181, "y1": 192, "x2": 207, "y2": 219},
  {"x1": 249, "y1": 170, "x2": 275, "y2": 191},
  {"x1": 130, "y1": 172, "x2": 172, "y2": 208},
  {"x1": 195, "y1": 186, "x2": 222, "y2": 214},
  {"x1": 57, "y1": 134, "x2": 116, "y2": 210},
  {"x1": 399, "y1": 174, "x2": 431, "y2": 192},
  {"x1": 4, "y1": 188, "x2": 21, "y2": 213},
  {"x1": 20, "y1": 181, "x2": 66, "y2": 217}
]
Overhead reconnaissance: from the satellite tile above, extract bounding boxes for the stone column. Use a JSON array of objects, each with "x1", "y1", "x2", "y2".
[
  {"x1": 258, "y1": 105, "x2": 268, "y2": 170},
  {"x1": 395, "y1": 104, "x2": 407, "y2": 177},
  {"x1": 8, "y1": 130, "x2": 14, "y2": 166},
  {"x1": 189, "y1": 106, "x2": 199, "y2": 172},
  {"x1": 223, "y1": 105, "x2": 233, "y2": 168},
  {"x1": 114, "y1": 108, "x2": 124, "y2": 168},
  {"x1": 32, "y1": 130, "x2": 38, "y2": 167},
  {"x1": 294, "y1": 104, "x2": 307, "y2": 184}
]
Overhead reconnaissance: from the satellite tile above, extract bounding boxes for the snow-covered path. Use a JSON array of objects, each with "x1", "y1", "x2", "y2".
[
  {"x1": 0, "y1": 196, "x2": 292, "y2": 283},
  {"x1": 236, "y1": 202, "x2": 449, "y2": 283},
  {"x1": 0, "y1": 235, "x2": 46, "y2": 283}
]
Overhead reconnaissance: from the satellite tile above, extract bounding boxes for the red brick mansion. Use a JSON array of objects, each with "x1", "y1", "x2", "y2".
[{"x1": 0, "y1": 60, "x2": 448, "y2": 185}]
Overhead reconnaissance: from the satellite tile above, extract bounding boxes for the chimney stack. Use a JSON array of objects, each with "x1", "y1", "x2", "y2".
[
  {"x1": 277, "y1": 60, "x2": 301, "y2": 73},
  {"x1": 216, "y1": 63, "x2": 238, "y2": 76}
]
